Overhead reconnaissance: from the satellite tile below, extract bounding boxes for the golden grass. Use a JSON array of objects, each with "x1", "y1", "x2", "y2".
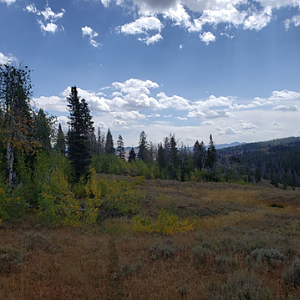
[{"x1": 1, "y1": 179, "x2": 300, "y2": 299}]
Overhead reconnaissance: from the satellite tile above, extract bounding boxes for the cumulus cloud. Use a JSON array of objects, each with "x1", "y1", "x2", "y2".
[
  {"x1": 99, "y1": 0, "x2": 300, "y2": 44},
  {"x1": 269, "y1": 90, "x2": 300, "y2": 101},
  {"x1": 0, "y1": 0, "x2": 16, "y2": 5},
  {"x1": 0, "y1": 52, "x2": 17, "y2": 64},
  {"x1": 117, "y1": 16, "x2": 163, "y2": 44},
  {"x1": 34, "y1": 95, "x2": 68, "y2": 112},
  {"x1": 216, "y1": 126, "x2": 242, "y2": 135},
  {"x1": 284, "y1": 14, "x2": 300, "y2": 29},
  {"x1": 112, "y1": 119, "x2": 128, "y2": 127},
  {"x1": 157, "y1": 92, "x2": 192, "y2": 110},
  {"x1": 138, "y1": 33, "x2": 163, "y2": 45},
  {"x1": 82, "y1": 26, "x2": 101, "y2": 48},
  {"x1": 110, "y1": 111, "x2": 146, "y2": 120},
  {"x1": 239, "y1": 121, "x2": 259, "y2": 130},
  {"x1": 201, "y1": 120, "x2": 215, "y2": 126},
  {"x1": 272, "y1": 121, "x2": 284, "y2": 130},
  {"x1": 274, "y1": 105, "x2": 299, "y2": 112},
  {"x1": 199, "y1": 31, "x2": 216, "y2": 45},
  {"x1": 25, "y1": 3, "x2": 65, "y2": 34},
  {"x1": 243, "y1": 6, "x2": 272, "y2": 31}
]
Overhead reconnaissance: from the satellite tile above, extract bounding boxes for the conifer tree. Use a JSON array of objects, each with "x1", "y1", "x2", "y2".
[
  {"x1": 0, "y1": 64, "x2": 33, "y2": 188},
  {"x1": 67, "y1": 86, "x2": 94, "y2": 181},
  {"x1": 116, "y1": 135, "x2": 125, "y2": 160},
  {"x1": 193, "y1": 140, "x2": 206, "y2": 170},
  {"x1": 205, "y1": 134, "x2": 217, "y2": 169},
  {"x1": 138, "y1": 131, "x2": 149, "y2": 162},
  {"x1": 54, "y1": 123, "x2": 66, "y2": 155},
  {"x1": 34, "y1": 108, "x2": 54, "y2": 151},
  {"x1": 128, "y1": 147, "x2": 136, "y2": 163},
  {"x1": 105, "y1": 129, "x2": 115, "y2": 154}
]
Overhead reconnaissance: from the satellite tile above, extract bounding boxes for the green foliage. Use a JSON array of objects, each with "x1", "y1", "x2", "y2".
[{"x1": 67, "y1": 86, "x2": 94, "y2": 182}]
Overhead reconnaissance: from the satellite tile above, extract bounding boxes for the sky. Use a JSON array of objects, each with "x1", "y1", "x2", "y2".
[{"x1": 1, "y1": 0, "x2": 300, "y2": 147}]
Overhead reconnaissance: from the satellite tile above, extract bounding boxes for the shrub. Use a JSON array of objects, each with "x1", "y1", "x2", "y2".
[
  {"x1": 282, "y1": 257, "x2": 300, "y2": 287},
  {"x1": 0, "y1": 246, "x2": 24, "y2": 274},
  {"x1": 211, "y1": 270, "x2": 274, "y2": 300},
  {"x1": 192, "y1": 245, "x2": 211, "y2": 267},
  {"x1": 251, "y1": 248, "x2": 286, "y2": 269},
  {"x1": 213, "y1": 255, "x2": 238, "y2": 274},
  {"x1": 24, "y1": 231, "x2": 52, "y2": 251},
  {"x1": 132, "y1": 209, "x2": 194, "y2": 234},
  {"x1": 149, "y1": 239, "x2": 181, "y2": 260}
]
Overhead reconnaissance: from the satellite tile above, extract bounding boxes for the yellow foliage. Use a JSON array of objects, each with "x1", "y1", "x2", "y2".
[{"x1": 132, "y1": 209, "x2": 194, "y2": 235}]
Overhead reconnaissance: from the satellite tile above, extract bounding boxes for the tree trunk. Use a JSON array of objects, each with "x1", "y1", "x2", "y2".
[{"x1": 6, "y1": 141, "x2": 14, "y2": 192}]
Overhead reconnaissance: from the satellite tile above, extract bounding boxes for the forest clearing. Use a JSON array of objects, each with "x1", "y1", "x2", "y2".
[{"x1": 1, "y1": 177, "x2": 300, "y2": 300}]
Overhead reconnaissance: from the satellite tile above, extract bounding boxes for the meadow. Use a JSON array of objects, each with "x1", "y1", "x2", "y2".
[{"x1": 1, "y1": 177, "x2": 300, "y2": 299}]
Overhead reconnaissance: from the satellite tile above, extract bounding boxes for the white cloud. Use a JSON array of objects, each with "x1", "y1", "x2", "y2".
[
  {"x1": 25, "y1": 3, "x2": 65, "y2": 34},
  {"x1": 118, "y1": 16, "x2": 163, "y2": 35},
  {"x1": 110, "y1": 111, "x2": 146, "y2": 120},
  {"x1": 239, "y1": 121, "x2": 259, "y2": 130},
  {"x1": 199, "y1": 31, "x2": 216, "y2": 45},
  {"x1": 274, "y1": 105, "x2": 299, "y2": 112},
  {"x1": 269, "y1": 90, "x2": 300, "y2": 101},
  {"x1": 0, "y1": 0, "x2": 16, "y2": 5},
  {"x1": 34, "y1": 95, "x2": 67, "y2": 112},
  {"x1": 157, "y1": 92, "x2": 192, "y2": 110},
  {"x1": 37, "y1": 20, "x2": 58, "y2": 33},
  {"x1": 201, "y1": 120, "x2": 215, "y2": 126},
  {"x1": 138, "y1": 33, "x2": 163, "y2": 45},
  {"x1": 177, "y1": 117, "x2": 187, "y2": 120},
  {"x1": 243, "y1": 6, "x2": 272, "y2": 31},
  {"x1": 286, "y1": 14, "x2": 300, "y2": 28},
  {"x1": 0, "y1": 52, "x2": 17, "y2": 64},
  {"x1": 163, "y1": 3, "x2": 191, "y2": 28},
  {"x1": 179, "y1": 44, "x2": 183, "y2": 49},
  {"x1": 112, "y1": 119, "x2": 128, "y2": 126},
  {"x1": 216, "y1": 126, "x2": 242, "y2": 135},
  {"x1": 271, "y1": 121, "x2": 284, "y2": 130},
  {"x1": 82, "y1": 26, "x2": 101, "y2": 48}
]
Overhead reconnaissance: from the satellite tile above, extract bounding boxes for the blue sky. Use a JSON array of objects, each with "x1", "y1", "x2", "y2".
[{"x1": 1, "y1": 0, "x2": 300, "y2": 147}]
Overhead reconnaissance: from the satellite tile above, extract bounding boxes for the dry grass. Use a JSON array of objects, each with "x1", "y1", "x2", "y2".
[{"x1": 1, "y1": 179, "x2": 300, "y2": 299}]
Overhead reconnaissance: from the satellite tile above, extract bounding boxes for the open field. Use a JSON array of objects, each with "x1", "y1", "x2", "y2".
[{"x1": 1, "y1": 178, "x2": 300, "y2": 299}]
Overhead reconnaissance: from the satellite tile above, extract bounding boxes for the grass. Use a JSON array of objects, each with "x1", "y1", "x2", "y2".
[{"x1": 0, "y1": 177, "x2": 300, "y2": 299}]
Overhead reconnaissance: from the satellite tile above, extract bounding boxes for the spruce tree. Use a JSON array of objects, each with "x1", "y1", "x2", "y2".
[
  {"x1": 138, "y1": 131, "x2": 149, "y2": 162},
  {"x1": 55, "y1": 123, "x2": 66, "y2": 155},
  {"x1": 116, "y1": 135, "x2": 125, "y2": 160},
  {"x1": 205, "y1": 134, "x2": 217, "y2": 169},
  {"x1": 34, "y1": 108, "x2": 53, "y2": 151},
  {"x1": 67, "y1": 86, "x2": 94, "y2": 181},
  {"x1": 193, "y1": 140, "x2": 206, "y2": 170},
  {"x1": 105, "y1": 129, "x2": 115, "y2": 154},
  {"x1": 128, "y1": 147, "x2": 136, "y2": 163}
]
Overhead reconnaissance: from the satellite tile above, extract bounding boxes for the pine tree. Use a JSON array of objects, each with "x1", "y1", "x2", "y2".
[
  {"x1": 205, "y1": 134, "x2": 217, "y2": 169},
  {"x1": 34, "y1": 108, "x2": 54, "y2": 151},
  {"x1": 128, "y1": 147, "x2": 136, "y2": 163},
  {"x1": 105, "y1": 129, "x2": 115, "y2": 154},
  {"x1": 54, "y1": 123, "x2": 66, "y2": 155},
  {"x1": 193, "y1": 140, "x2": 206, "y2": 170},
  {"x1": 116, "y1": 135, "x2": 125, "y2": 160},
  {"x1": 157, "y1": 143, "x2": 166, "y2": 171},
  {"x1": 138, "y1": 131, "x2": 149, "y2": 162},
  {"x1": 67, "y1": 86, "x2": 94, "y2": 181}
]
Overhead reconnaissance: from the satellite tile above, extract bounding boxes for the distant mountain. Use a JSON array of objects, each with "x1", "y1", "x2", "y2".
[
  {"x1": 215, "y1": 142, "x2": 244, "y2": 150},
  {"x1": 218, "y1": 136, "x2": 300, "y2": 156}
]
